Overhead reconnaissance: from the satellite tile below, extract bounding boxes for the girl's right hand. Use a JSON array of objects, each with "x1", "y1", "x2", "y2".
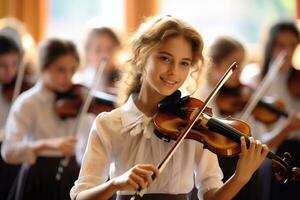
[{"x1": 112, "y1": 164, "x2": 160, "y2": 192}]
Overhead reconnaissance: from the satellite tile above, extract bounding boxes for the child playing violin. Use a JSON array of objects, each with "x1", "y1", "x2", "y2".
[
  {"x1": 249, "y1": 21, "x2": 300, "y2": 200},
  {"x1": 1, "y1": 38, "x2": 94, "y2": 200},
  {"x1": 70, "y1": 16, "x2": 269, "y2": 200},
  {"x1": 0, "y1": 35, "x2": 23, "y2": 200}
]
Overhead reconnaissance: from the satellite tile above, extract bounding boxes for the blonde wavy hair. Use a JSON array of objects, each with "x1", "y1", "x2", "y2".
[{"x1": 117, "y1": 15, "x2": 205, "y2": 105}]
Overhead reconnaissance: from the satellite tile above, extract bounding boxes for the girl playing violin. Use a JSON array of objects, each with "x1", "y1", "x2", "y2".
[
  {"x1": 1, "y1": 38, "x2": 94, "y2": 200},
  {"x1": 251, "y1": 21, "x2": 300, "y2": 200},
  {"x1": 70, "y1": 16, "x2": 269, "y2": 200},
  {"x1": 258, "y1": 22, "x2": 300, "y2": 149}
]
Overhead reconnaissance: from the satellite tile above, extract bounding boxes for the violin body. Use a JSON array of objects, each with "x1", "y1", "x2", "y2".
[
  {"x1": 55, "y1": 84, "x2": 116, "y2": 118},
  {"x1": 215, "y1": 84, "x2": 252, "y2": 115},
  {"x1": 154, "y1": 97, "x2": 251, "y2": 157}
]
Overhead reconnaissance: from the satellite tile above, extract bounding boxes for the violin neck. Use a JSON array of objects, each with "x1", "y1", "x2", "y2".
[
  {"x1": 205, "y1": 115, "x2": 281, "y2": 162},
  {"x1": 258, "y1": 100, "x2": 289, "y2": 117}
]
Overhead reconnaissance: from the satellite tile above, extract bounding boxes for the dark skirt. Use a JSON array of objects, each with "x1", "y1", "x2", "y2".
[
  {"x1": 15, "y1": 156, "x2": 80, "y2": 200},
  {"x1": 0, "y1": 142, "x2": 20, "y2": 200}
]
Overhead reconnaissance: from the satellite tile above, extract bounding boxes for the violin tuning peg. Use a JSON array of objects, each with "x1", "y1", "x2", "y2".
[
  {"x1": 291, "y1": 167, "x2": 300, "y2": 182},
  {"x1": 283, "y1": 152, "x2": 292, "y2": 164}
]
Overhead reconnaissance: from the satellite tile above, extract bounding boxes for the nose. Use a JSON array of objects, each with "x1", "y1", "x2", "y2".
[{"x1": 166, "y1": 62, "x2": 177, "y2": 75}]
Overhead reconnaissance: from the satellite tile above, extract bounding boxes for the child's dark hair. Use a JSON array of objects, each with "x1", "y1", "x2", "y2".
[
  {"x1": 38, "y1": 38, "x2": 80, "y2": 70},
  {"x1": 262, "y1": 21, "x2": 300, "y2": 77},
  {"x1": 209, "y1": 37, "x2": 244, "y2": 64},
  {"x1": 0, "y1": 35, "x2": 22, "y2": 56}
]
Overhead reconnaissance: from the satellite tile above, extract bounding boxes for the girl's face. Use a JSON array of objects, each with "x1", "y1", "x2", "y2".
[
  {"x1": 272, "y1": 31, "x2": 299, "y2": 71},
  {"x1": 86, "y1": 34, "x2": 118, "y2": 71},
  {"x1": 42, "y1": 54, "x2": 78, "y2": 92},
  {"x1": 211, "y1": 49, "x2": 245, "y2": 87},
  {"x1": 142, "y1": 36, "x2": 193, "y2": 98},
  {"x1": 0, "y1": 52, "x2": 20, "y2": 84}
]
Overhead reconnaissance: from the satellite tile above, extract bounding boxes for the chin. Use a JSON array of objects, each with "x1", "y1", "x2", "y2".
[{"x1": 158, "y1": 87, "x2": 178, "y2": 97}]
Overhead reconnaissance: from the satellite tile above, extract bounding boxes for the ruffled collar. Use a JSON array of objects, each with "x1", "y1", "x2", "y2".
[{"x1": 120, "y1": 95, "x2": 154, "y2": 139}]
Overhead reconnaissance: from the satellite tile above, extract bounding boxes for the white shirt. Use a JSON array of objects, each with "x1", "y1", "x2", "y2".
[
  {"x1": 0, "y1": 84, "x2": 11, "y2": 141},
  {"x1": 1, "y1": 81, "x2": 95, "y2": 164},
  {"x1": 70, "y1": 95, "x2": 223, "y2": 200}
]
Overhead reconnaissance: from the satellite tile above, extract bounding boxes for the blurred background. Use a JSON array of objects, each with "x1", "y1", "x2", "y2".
[
  {"x1": 0, "y1": 0, "x2": 299, "y2": 95},
  {"x1": 0, "y1": 0, "x2": 297, "y2": 55}
]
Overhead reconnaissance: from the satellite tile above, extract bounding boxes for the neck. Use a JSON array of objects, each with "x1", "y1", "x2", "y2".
[{"x1": 134, "y1": 84, "x2": 165, "y2": 117}]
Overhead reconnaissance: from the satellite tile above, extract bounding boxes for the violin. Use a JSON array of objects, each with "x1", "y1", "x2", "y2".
[
  {"x1": 153, "y1": 90, "x2": 300, "y2": 182},
  {"x1": 287, "y1": 68, "x2": 300, "y2": 98},
  {"x1": 216, "y1": 84, "x2": 288, "y2": 124},
  {"x1": 54, "y1": 84, "x2": 116, "y2": 118},
  {"x1": 1, "y1": 75, "x2": 34, "y2": 102}
]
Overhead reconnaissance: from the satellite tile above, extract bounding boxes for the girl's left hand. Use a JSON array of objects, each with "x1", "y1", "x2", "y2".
[{"x1": 234, "y1": 136, "x2": 269, "y2": 184}]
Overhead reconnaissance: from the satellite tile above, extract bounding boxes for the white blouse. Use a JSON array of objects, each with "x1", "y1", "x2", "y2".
[
  {"x1": 70, "y1": 95, "x2": 223, "y2": 200},
  {"x1": 1, "y1": 81, "x2": 95, "y2": 164}
]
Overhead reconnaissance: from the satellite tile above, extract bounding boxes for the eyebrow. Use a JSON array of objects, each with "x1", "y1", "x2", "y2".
[{"x1": 157, "y1": 51, "x2": 192, "y2": 62}]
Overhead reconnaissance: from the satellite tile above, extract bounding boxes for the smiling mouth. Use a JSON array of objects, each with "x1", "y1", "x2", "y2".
[{"x1": 160, "y1": 77, "x2": 178, "y2": 86}]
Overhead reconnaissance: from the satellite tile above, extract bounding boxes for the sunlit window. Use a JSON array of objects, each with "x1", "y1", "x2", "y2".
[{"x1": 47, "y1": 0, "x2": 124, "y2": 41}]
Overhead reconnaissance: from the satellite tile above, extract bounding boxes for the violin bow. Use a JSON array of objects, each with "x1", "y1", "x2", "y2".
[
  {"x1": 130, "y1": 62, "x2": 238, "y2": 200},
  {"x1": 12, "y1": 54, "x2": 26, "y2": 102},
  {"x1": 55, "y1": 57, "x2": 108, "y2": 181},
  {"x1": 240, "y1": 50, "x2": 287, "y2": 121}
]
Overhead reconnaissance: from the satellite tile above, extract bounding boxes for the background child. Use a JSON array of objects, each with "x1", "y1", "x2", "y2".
[
  {"x1": 0, "y1": 35, "x2": 23, "y2": 200},
  {"x1": 1, "y1": 38, "x2": 94, "y2": 200}
]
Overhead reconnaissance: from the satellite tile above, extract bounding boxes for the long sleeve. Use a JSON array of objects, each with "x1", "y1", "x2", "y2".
[{"x1": 1, "y1": 96, "x2": 36, "y2": 164}]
